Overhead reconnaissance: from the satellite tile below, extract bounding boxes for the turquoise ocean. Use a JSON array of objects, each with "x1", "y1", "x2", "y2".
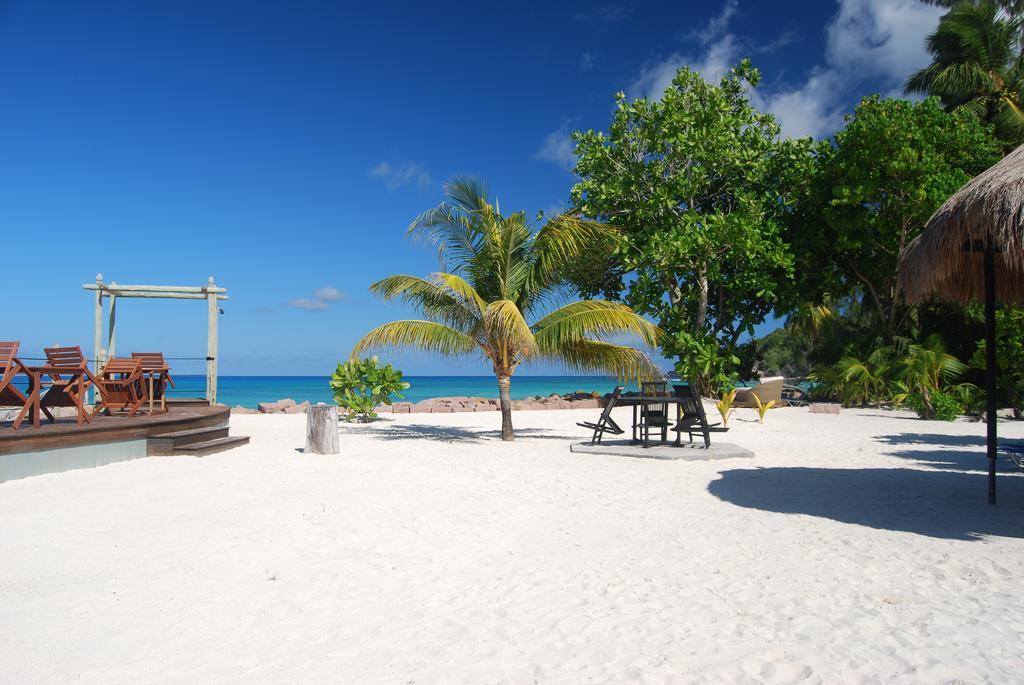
[{"x1": 170, "y1": 375, "x2": 636, "y2": 408}]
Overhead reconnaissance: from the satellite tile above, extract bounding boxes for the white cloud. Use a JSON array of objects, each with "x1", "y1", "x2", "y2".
[
  {"x1": 313, "y1": 286, "x2": 344, "y2": 302},
  {"x1": 368, "y1": 160, "x2": 432, "y2": 191},
  {"x1": 626, "y1": 0, "x2": 944, "y2": 140},
  {"x1": 288, "y1": 298, "x2": 329, "y2": 311},
  {"x1": 580, "y1": 51, "x2": 595, "y2": 72},
  {"x1": 289, "y1": 286, "x2": 345, "y2": 311},
  {"x1": 533, "y1": 126, "x2": 577, "y2": 171}
]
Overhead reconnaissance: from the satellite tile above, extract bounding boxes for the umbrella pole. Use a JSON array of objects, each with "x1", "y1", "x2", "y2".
[{"x1": 984, "y1": 233, "x2": 997, "y2": 505}]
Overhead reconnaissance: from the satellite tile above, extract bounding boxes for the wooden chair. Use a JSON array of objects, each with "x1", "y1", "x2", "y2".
[
  {"x1": 639, "y1": 380, "x2": 670, "y2": 446},
  {"x1": 671, "y1": 384, "x2": 728, "y2": 448},
  {"x1": 0, "y1": 342, "x2": 35, "y2": 427},
  {"x1": 576, "y1": 386, "x2": 626, "y2": 444},
  {"x1": 131, "y1": 352, "x2": 175, "y2": 413},
  {"x1": 39, "y1": 346, "x2": 95, "y2": 424},
  {"x1": 94, "y1": 358, "x2": 147, "y2": 416}
]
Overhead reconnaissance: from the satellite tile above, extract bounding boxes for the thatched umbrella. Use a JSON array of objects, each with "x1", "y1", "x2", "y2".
[{"x1": 900, "y1": 143, "x2": 1024, "y2": 504}]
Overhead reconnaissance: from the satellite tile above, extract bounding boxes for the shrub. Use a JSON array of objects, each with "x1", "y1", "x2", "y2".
[
  {"x1": 330, "y1": 356, "x2": 409, "y2": 422},
  {"x1": 907, "y1": 390, "x2": 961, "y2": 421}
]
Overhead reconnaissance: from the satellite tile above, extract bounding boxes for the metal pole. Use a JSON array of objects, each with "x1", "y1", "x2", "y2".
[{"x1": 984, "y1": 234, "x2": 998, "y2": 505}]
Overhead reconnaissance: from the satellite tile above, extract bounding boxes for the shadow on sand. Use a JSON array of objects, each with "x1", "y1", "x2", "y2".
[
  {"x1": 708, "y1": 465, "x2": 1024, "y2": 540},
  {"x1": 342, "y1": 423, "x2": 580, "y2": 443},
  {"x1": 874, "y1": 432, "x2": 1022, "y2": 474}
]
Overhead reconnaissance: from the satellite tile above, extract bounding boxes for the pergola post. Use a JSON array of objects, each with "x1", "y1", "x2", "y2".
[
  {"x1": 93, "y1": 273, "x2": 104, "y2": 405},
  {"x1": 206, "y1": 276, "x2": 219, "y2": 405},
  {"x1": 984, "y1": 234, "x2": 998, "y2": 505},
  {"x1": 107, "y1": 288, "x2": 117, "y2": 361}
]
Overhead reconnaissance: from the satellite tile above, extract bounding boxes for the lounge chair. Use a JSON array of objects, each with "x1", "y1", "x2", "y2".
[
  {"x1": 671, "y1": 384, "x2": 728, "y2": 448},
  {"x1": 94, "y1": 358, "x2": 147, "y2": 416},
  {"x1": 577, "y1": 386, "x2": 626, "y2": 444},
  {"x1": 0, "y1": 342, "x2": 34, "y2": 427},
  {"x1": 1001, "y1": 441, "x2": 1024, "y2": 471},
  {"x1": 39, "y1": 346, "x2": 95, "y2": 424},
  {"x1": 132, "y1": 352, "x2": 175, "y2": 413},
  {"x1": 734, "y1": 376, "x2": 785, "y2": 408}
]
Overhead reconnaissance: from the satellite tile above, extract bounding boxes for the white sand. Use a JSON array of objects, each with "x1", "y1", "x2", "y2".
[{"x1": 1, "y1": 405, "x2": 1023, "y2": 684}]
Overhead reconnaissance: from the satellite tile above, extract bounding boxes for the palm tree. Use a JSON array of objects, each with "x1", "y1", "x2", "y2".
[
  {"x1": 907, "y1": 1, "x2": 1024, "y2": 148},
  {"x1": 352, "y1": 178, "x2": 663, "y2": 441}
]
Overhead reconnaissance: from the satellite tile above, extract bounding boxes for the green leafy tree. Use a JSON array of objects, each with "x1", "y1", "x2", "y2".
[
  {"x1": 353, "y1": 178, "x2": 662, "y2": 441},
  {"x1": 330, "y1": 356, "x2": 410, "y2": 422},
  {"x1": 570, "y1": 60, "x2": 812, "y2": 394},
  {"x1": 907, "y1": 1, "x2": 1024, "y2": 149},
  {"x1": 972, "y1": 306, "x2": 1024, "y2": 418},
  {"x1": 793, "y1": 96, "x2": 1001, "y2": 343}
]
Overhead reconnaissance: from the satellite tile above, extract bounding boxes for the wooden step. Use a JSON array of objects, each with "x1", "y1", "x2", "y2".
[
  {"x1": 172, "y1": 435, "x2": 250, "y2": 457},
  {"x1": 148, "y1": 426, "x2": 229, "y2": 455}
]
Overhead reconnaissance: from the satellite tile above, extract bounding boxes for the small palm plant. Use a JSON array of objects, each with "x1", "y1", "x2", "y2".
[
  {"x1": 352, "y1": 178, "x2": 662, "y2": 440},
  {"x1": 751, "y1": 393, "x2": 777, "y2": 424},
  {"x1": 716, "y1": 389, "x2": 737, "y2": 428},
  {"x1": 897, "y1": 334, "x2": 967, "y2": 419}
]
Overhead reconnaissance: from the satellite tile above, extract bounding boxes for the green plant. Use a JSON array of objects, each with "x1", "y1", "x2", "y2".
[
  {"x1": 352, "y1": 178, "x2": 662, "y2": 441},
  {"x1": 972, "y1": 305, "x2": 1024, "y2": 419},
  {"x1": 330, "y1": 356, "x2": 410, "y2": 422},
  {"x1": 717, "y1": 389, "x2": 737, "y2": 428},
  {"x1": 752, "y1": 393, "x2": 777, "y2": 424},
  {"x1": 907, "y1": 390, "x2": 962, "y2": 421},
  {"x1": 834, "y1": 347, "x2": 895, "y2": 407},
  {"x1": 897, "y1": 334, "x2": 967, "y2": 419}
]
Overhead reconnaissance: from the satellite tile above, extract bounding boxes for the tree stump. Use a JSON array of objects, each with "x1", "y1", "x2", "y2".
[{"x1": 305, "y1": 404, "x2": 340, "y2": 454}]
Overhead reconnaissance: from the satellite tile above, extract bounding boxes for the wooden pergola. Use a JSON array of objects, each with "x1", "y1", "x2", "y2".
[{"x1": 81, "y1": 275, "x2": 228, "y2": 404}]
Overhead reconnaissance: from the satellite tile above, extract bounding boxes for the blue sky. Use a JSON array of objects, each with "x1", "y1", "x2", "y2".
[{"x1": 0, "y1": 0, "x2": 945, "y2": 375}]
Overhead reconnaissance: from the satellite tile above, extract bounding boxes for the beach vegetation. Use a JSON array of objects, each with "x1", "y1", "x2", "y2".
[
  {"x1": 330, "y1": 356, "x2": 410, "y2": 422},
  {"x1": 789, "y1": 96, "x2": 1001, "y2": 344},
  {"x1": 751, "y1": 393, "x2": 777, "y2": 424},
  {"x1": 352, "y1": 177, "x2": 662, "y2": 441},
  {"x1": 971, "y1": 305, "x2": 1024, "y2": 418},
  {"x1": 569, "y1": 60, "x2": 812, "y2": 395},
  {"x1": 907, "y1": 0, "x2": 1024, "y2": 150},
  {"x1": 716, "y1": 389, "x2": 737, "y2": 428}
]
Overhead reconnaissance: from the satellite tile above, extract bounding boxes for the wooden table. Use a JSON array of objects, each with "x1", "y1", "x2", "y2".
[
  {"x1": 15, "y1": 365, "x2": 90, "y2": 429},
  {"x1": 139, "y1": 366, "x2": 170, "y2": 414}
]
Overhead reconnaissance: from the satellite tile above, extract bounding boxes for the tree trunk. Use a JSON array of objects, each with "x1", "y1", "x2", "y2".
[
  {"x1": 305, "y1": 404, "x2": 340, "y2": 454},
  {"x1": 498, "y1": 374, "x2": 513, "y2": 441}
]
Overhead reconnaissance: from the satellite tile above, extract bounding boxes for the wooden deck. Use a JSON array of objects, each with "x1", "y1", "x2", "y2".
[{"x1": 0, "y1": 404, "x2": 230, "y2": 456}]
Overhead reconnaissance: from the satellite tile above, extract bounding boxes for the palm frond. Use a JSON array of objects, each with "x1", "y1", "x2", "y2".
[
  {"x1": 369, "y1": 274, "x2": 481, "y2": 332},
  {"x1": 431, "y1": 272, "x2": 488, "y2": 316},
  {"x1": 546, "y1": 339, "x2": 662, "y2": 382},
  {"x1": 525, "y1": 215, "x2": 618, "y2": 302},
  {"x1": 483, "y1": 300, "x2": 537, "y2": 366},
  {"x1": 533, "y1": 300, "x2": 662, "y2": 350},
  {"x1": 352, "y1": 320, "x2": 478, "y2": 358}
]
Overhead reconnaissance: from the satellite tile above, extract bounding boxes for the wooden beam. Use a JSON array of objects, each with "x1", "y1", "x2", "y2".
[
  {"x1": 207, "y1": 277, "x2": 219, "y2": 405},
  {"x1": 82, "y1": 283, "x2": 227, "y2": 294},
  {"x1": 87, "y1": 291, "x2": 229, "y2": 301}
]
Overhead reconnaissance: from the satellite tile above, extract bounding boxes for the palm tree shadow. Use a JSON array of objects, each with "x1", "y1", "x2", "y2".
[
  {"x1": 349, "y1": 423, "x2": 581, "y2": 443},
  {"x1": 708, "y1": 466, "x2": 1024, "y2": 540}
]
